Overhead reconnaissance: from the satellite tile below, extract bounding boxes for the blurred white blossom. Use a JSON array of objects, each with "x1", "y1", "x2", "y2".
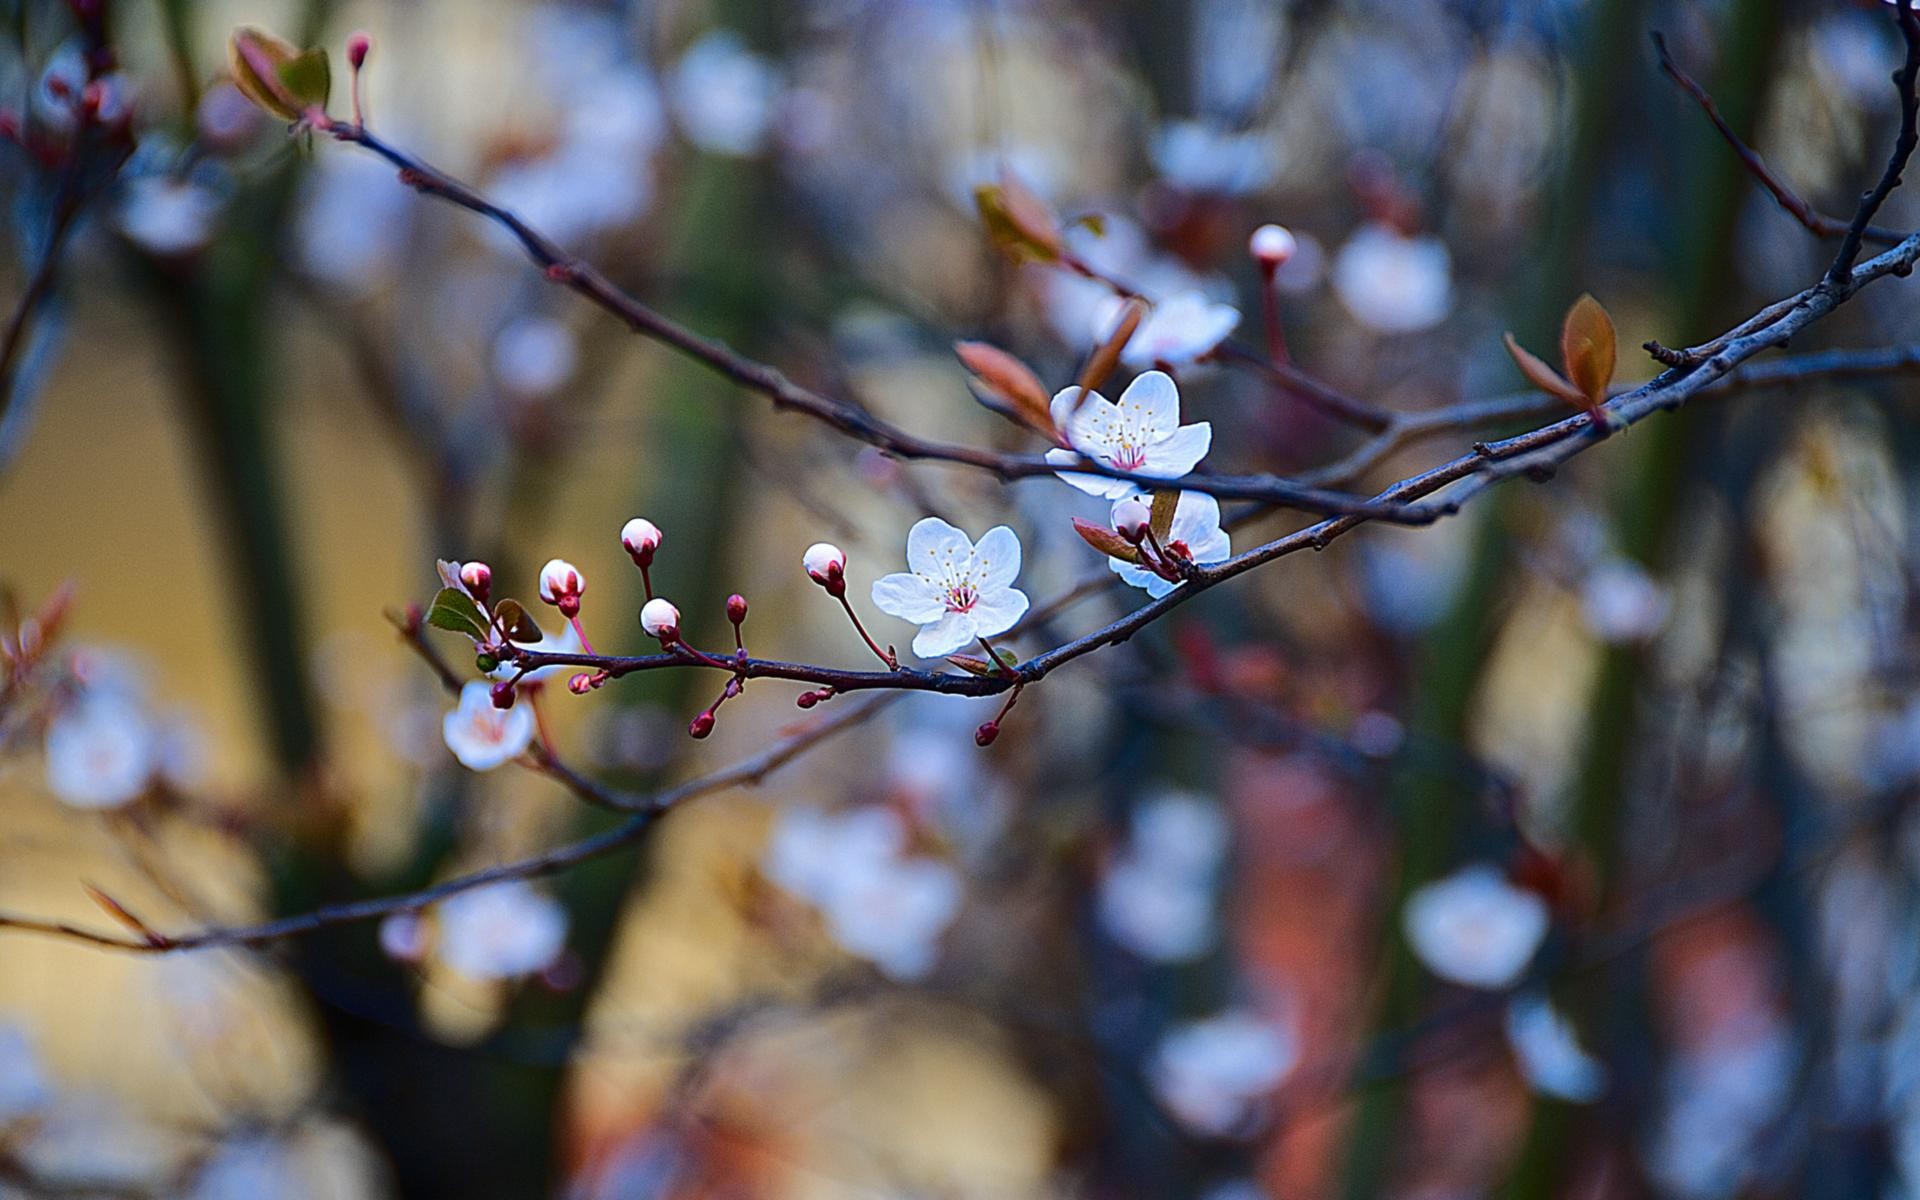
[
  {"x1": 1402, "y1": 864, "x2": 1548, "y2": 989},
  {"x1": 763, "y1": 805, "x2": 963, "y2": 980},
  {"x1": 44, "y1": 691, "x2": 153, "y2": 809},
  {"x1": 0, "y1": 1023, "x2": 51, "y2": 1125},
  {"x1": 1580, "y1": 558, "x2": 1669, "y2": 644},
  {"x1": 116, "y1": 176, "x2": 222, "y2": 257},
  {"x1": 1153, "y1": 121, "x2": 1275, "y2": 195},
  {"x1": 670, "y1": 31, "x2": 782, "y2": 157},
  {"x1": 1150, "y1": 1011, "x2": 1296, "y2": 1137},
  {"x1": 1506, "y1": 991, "x2": 1606, "y2": 1102},
  {"x1": 491, "y1": 316, "x2": 579, "y2": 397},
  {"x1": 1098, "y1": 793, "x2": 1231, "y2": 962},
  {"x1": 1331, "y1": 222, "x2": 1453, "y2": 334},
  {"x1": 441, "y1": 681, "x2": 535, "y2": 771},
  {"x1": 1102, "y1": 292, "x2": 1241, "y2": 370},
  {"x1": 437, "y1": 881, "x2": 568, "y2": 981}
]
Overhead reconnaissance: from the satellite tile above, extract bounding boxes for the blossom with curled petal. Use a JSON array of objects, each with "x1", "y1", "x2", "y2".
[
  {"x1": 1108, "y1": 491, "x2": 1232, "y2": 598},
  {"x1": 870, "y1": 518, "x2": 1029, "y2": 659},
  {"x1": 1046, "y1": 371, "x2": 1211, "y2": 499}
]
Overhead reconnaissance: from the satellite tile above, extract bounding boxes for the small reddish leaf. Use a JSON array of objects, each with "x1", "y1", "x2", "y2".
[
  {"x1": 1503, "y1": 332, "x2": 1587, "y2": 409},
  {"x1": 1072, "y1": 518, "x2": 1139, "y2": 562},
  {"x1": 975, "y1": 169, "x2": 1063, "y2": 264},
  {"x1": 956, "y1": 340, "x2": 1055, "y2": 439},
  {"x1": 228, "y1": 26, "x2": 327, "y2": 121},
  {"x1": 946, "y1": 654, "x2": 995, "y2": 676},
  {"x1": 492, "y1": 599, "x2": 542, "y2": 643},
  {"x1": 1559, "y1": 293, "x2": 1616, "y2": 409},
  {"x1": 1074, "y1": 296, "x2": 1146, "y2": 410}
]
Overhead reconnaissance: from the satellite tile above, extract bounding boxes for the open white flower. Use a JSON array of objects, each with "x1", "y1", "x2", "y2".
[
  {"x1": 436, "y1": 880, "x2": 568, "y2": 981},
  {"x1": 1331, "y1": 222, "x2": 1453, "y2": 334},
  {"x1": 1402, "y1": 864, "x2": 1549, "y2": 989},
  {"x1": 1506, "y1": 991, "x2": 1606, "y2": 1102},
  {"x1": 1109, "y1": 491, "x2": 1232, "y2": 598},
  {"x1": 441, "y1": 681, "x2": 535, "y2": 771},
  {"x1": 871, "y1": 518, "x2": 1028, "y2": 659},
  {"x1": 1046, "y1": 371, "x2": 1212, "y2": 499},
  {"x1": 1150, "y1": 1011, "x2": 1297, "y2": 1138},
  {"x1": 1101, "y1": 292, "x2": 1241, "y2": 371}
]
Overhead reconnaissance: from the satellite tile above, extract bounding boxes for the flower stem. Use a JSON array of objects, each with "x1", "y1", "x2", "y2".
[{"x1": 838, "y1": 594, "x2": 898, "y2": 669}]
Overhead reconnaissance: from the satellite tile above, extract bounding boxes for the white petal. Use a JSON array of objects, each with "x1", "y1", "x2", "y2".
[
  {"x1": 1048, "y1": 447, "x2": 1140, "y2": 499},
  {"x1": 905, "y1": 517, "x2": 973, "y2": 575},
  {"x1": 1117, "y1": 370, "x2": 1181, "y2": 437},
  {"x1": 911, "y1": 610, "x2": 977, "y2": 659},
  {"x1": 967, "y1": 587, "x2": 1029, "y2": 638},
  {"x1": 871, "y1": 573, "x2": 945, "y2": 624},
  {"x1": 1170, "y1": 490, "x2": 1225, "y2": 543},
  {"x1": 1051, "y1": 387, "x2": 1121, "y2": 455},
  {"x1": 969, "y1": 526, "x2": 1023, "y2": 591},
  {"x1": 1140, "y1": 422, "x2": 1212, "y2": 481},
  {"x1": 1110, "y1": 556, "x2": 1179, "y2": 599}
]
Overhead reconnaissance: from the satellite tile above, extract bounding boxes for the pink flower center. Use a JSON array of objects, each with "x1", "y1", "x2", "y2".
[
  {"x1": 945, "y1": 584, "x2": 978, "y2": 613},
  {"x1": 1109, "y1": 443, "x2": 1147, "y2": 471}
]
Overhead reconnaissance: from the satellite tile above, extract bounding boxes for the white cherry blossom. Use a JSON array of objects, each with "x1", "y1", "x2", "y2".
[
  {"x1": 870, "y1": 518, "x2": 1029, "y2": 659},
  {"x1": 1101, "y1": 292, "x2": 1241, "y2": 371},
  {"x1": 1330, "y1": 222, "x2": 1454, "y2": 334},
  {"x1": 1046, "y1": 371, "x2": 1212, "y2": 499},
  {"x1": 436, "y1": 880, "x2": 568, "y2": 981},
  {"x1": 441, "y1": 681, "x2": 535, "y2": 771},
  {"x1": 1402, "y1": 864, "x2": 1549, "y2": 989},
  {"x1": 1108, "y1": 491, "x2": 1232, "y2": 598}
]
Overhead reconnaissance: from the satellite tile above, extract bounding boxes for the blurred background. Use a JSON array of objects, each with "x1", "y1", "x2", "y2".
[{"x1": 2, "y1": 0, "x2": 1920, "y2": 1196}]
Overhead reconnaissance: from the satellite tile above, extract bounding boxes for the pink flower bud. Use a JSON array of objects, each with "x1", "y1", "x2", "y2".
[
  {"x1": 1113, "y1": 496, "x2": 1152, "y2": 543},
  {"x1": 347, "y1": 31, "x2": 372, "y2": 69},
  {"x1": 795, "y1": 690, "x2": 820, "y2": 709},
  {"x1": 726, "y1": 593, "x2": 749, "y2": 625},
  {"x1": 567, "y1": 673, "x2": 594, "y2": 695},
  {"x1": 1250, "y1": 223, "x2": 1297, "y2": 270},
  {"x1": 538, "y1": 558, "x2": 584, "y2": 617},
  {"x1": 620, "y1": 517, "x2": 662, "y2": 567},
  {"x1": 688, "y1": 710, "x2": 716, "y2": 739},
  {"x1": 489, "y1": 680, "x2": 516, "y2": 709},
  {"x1": 640, "y1": 597, "x2": 681, "y2": 642},
  {"x1": 974, "y1": 720, "x2": 1000, "y2": 747},
  {"x1": 803, "y1": 543, "x2": 846, "y2": 592},
  {"x1": 459, "y1": 561, "x2": 492, "y2": 604}
]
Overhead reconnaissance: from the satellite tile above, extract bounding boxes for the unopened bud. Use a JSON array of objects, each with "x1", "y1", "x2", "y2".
[
  {"x1": 726, "y1": 593, "x2": 749, "y2": 625},
  {"x1": 640, "y1": 597, "x2": 681, "y2": 642},
  {"x1": 689, "y1": 710, "x2": 716, "y2": 739},
  {"x1": 1112, "y1": 496, "x2": 1152, "y2": 543},
  {"x1": 567, "y1": 673, "x2": 594, "y2": 695},
  {"x1": 1250, "y1": 223, "x2": 1297, "y2": 270},
  {"x1": 538, "y1": 558, "x2": 584, "y2": 618},
  {"x1": 346, "y1": 31, "x2": 372, "y2": 69},
  {"x1": 489, "y1": 680, "x2": 516, "y2": 709},
  {"x1": 475, "y1": 653, "x2": 499, "y2": 673},
  {"x1": 803, "y1": 542, "x2": 847, "y2": 595},
  {"x1": 620, "y1": 517, "x2": 662, "y2": 567},
  {"x1": 459, "y1": 561, "x2": 492, "y2": 603},
  {"x1": 974, "y1": 720, "x2": 1000, "y2": 747}
]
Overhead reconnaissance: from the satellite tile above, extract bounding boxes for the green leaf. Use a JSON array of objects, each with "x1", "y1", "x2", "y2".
[
  {"x1": 492, "y1": 599, "x2": 542, "y2": 643},
  {"x1": 425, "y1": 587, "x2": 488, "y2": 640},
  {"x1": 276, "y1": 47, "x2": 331, "y2": 113}
]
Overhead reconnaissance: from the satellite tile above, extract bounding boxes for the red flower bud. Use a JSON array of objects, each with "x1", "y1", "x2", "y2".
[
  {"x1": 489, "y1": 680, "x2": 516, "y2": 709},
  {"x1": 689, "y1": 711, "x2": 716, "y2": 738},
  {"x1": 974, "y1": 721, "x2": 999, "y2": 747},
  {"x1": 726, "y1": 593, "x2": 749, "y2": 625}
]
